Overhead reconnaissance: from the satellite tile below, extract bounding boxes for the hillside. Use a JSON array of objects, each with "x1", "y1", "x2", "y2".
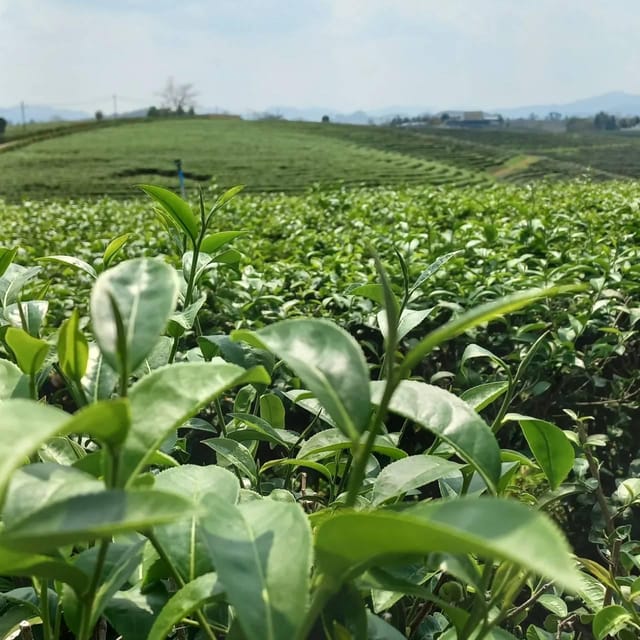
[{"x1": 1, "y1": 117, "x2": 638, "y2": 200}]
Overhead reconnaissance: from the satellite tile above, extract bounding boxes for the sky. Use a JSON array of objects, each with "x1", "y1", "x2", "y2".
[{"x1": 1, "y1": 0, "x2": 640, "y2": 115}]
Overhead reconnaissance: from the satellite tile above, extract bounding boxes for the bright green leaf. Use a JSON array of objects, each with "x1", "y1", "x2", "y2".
[
  {"x1": 140, "y1": 184, "x2": 199, "y2": 242},
  {"x1": 0, "y1": 490, "x2": 194, "y2": 552},
  {"x1": 5, "y1": 326, "x2": 48, "y2": 376},
  {"x1": 38, "y1": 255, "x2": 97, "y2": 279},
  {"x1": 233, "y1": 319, "x2": 371, "y2": 440},
  {"x1": 460, "y1": 381, "x2": 509, "y2": 412},
  {"x1": 118, "y1": 361, "x2": 269, "y2": 486},
  {"x1": 505, "y1": 414, "x2": 575, "y2": 490},
  {"x1": 372, "y1": 455, "x2": 462, "y2": 505},
  {"x1": 201, "y1": 231, "x2": 247, "y2": 254},
  {"x1": 201, "y1": 495, "x2": 312, "y2": 640},
  {"x1": 593, "y1": 605, "x2": 634, "y2": 640},
  {"x1": 314, "y1": 497, "x2": 582, "y2": 593},
  {"x1": 58, "y1": 308, "x2": 89, "y2": 381},
  {"x1": 372, "y1": 380, "x2": 501, "y2": 493},
  {"x1": 153, "y1": 464, "x2": 240, "y2": 581},
  {"x1": 0, "y1": 400, "x2": 70, "y2": 507},
  {"x1": 0, "y1": 360, "x2": 24, "y2": 399},
  {"x1": 0, "y1": 247, "x2": 18, "y2": 279},
  {"x1": 90, "y1": 258, "x2": 179, "y2": 376},
  {"x1": 147, "y1": 572, "x2": 222, "y2": 640},
  {"x1": 103, "y1": 233, "x2": 131, "y2": 269}
]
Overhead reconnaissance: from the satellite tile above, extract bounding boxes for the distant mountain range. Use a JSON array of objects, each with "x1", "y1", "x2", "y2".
[
  {"x1": 256, "y1": 92, "x2": 640, "y2": 124},
  {"x1": 4, "y1": 92, "x2": 640, "y2": 126},
  {"x1": 493, "y1": 92, "x2": 640, "y2": 119},
  {"x1": 0, "y1": 105, "x2": 90, "y2": 123}
]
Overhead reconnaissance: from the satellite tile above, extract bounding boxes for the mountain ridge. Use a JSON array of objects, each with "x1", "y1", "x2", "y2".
[{"x1": 3, "y1": 91, "x2": 640, "y2": 126}]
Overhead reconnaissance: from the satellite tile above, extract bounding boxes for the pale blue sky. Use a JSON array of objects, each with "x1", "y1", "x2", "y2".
[{"x1": 1, "y1": 0, "x2": 639, "y2": 114}]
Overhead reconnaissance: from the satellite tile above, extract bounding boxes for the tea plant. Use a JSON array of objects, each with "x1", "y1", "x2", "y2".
[{"x1": 0, "y1": 183, "x2": 639, "y2": 639}]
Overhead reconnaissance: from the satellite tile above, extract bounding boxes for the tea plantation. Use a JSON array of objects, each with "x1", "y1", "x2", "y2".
[
  {"x1": 4, "y1": 117, "x2": 640, "y2": 199},
  {"x1": 0, "y1": 124, "x2": 640, "y2": 639}
]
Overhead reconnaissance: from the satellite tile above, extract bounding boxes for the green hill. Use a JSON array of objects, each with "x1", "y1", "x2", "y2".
[
  {"x1": 0, "y1": 118, "x2": 489, "y2": 200},
  {"x1": 2, "y1": 116, "x2": 639, "y2": 200}
]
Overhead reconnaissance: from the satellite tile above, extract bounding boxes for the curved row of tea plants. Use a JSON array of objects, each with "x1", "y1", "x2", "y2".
[{"x1": 1, "y1": 184, "x2": 640, "y2": 638}]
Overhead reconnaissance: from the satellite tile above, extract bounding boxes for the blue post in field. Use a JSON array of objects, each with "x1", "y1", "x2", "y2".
[{"x1": 175, "y1": 159, "x2": 186, "y2": 198}]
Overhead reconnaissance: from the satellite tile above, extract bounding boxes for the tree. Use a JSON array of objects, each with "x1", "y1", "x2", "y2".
[
  {"x1": 594, "y1": 111, "x2": 617, "y2": 131},
  {"x1": 0, "y1": 117, "x2": 6, "y2": 139},
  {"x1": 321, "y1": 114, "x2": 330, "y2": 123},
  {"x1": 158, "y1": 77, "x2": 197, "y2": 111},
  {"x1": 95, "y1": 110, "x2": 104, "y2": 121}
]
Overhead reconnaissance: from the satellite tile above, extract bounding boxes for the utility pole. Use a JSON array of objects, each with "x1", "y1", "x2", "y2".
[
  {"x1": 113, "y1": 94, "x2": 118, "y2": 119},
  {"x1": 20, "y1": 101, "x2": 26, "y2": 128}
]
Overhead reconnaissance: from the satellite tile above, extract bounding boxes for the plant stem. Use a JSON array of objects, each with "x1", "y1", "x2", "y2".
[
  {"x1": 53, "y1": 600, "x2": 62, "y2": 640},
  {"x1": 214, "y1": 398, "x2": 227, "y2": 436},
  {"x1": 576, "y1": 420, "x2": 623, "y2": 604},
  {"x1": 460, "y1": 562, "x2": 493, "y2": 639},
  {"x1": 148, "y1": 532, "x2": 218, "y2": 640},
  {"x1": 39, "y1": 580, "x2": 52, "y2": 640},
  {"x1": 344, "y1": 377, "x2": 395, "y2": 507},
  {"x1": 295, "y1": 578, "x2": 336, "y2": 640},
  {"x1": 78, "y1": 539, "x2": 110, "y2": 640},
  {"x1": 168, "y1": 336, "x2": 179, "y2": 364}
]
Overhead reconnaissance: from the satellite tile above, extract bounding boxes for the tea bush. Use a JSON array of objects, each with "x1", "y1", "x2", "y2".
[{"x1": 0, "y1": 182, "x2": 639, "y2": 639}]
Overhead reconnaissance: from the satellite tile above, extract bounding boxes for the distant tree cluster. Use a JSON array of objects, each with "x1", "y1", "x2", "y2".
[
  {"x1": 147, "y1": 78, "x2": 197, "y2": 118},
  {"x1": 147, "y1": 105, "x2": 196, "y2": 118},
  {"x1": 591, "y1": 111, "x2": 640, "y2": 131},
  {"x1": 253, "y1": 112, "x2": 284, "y2": 121},
  {"x1": 388, "y1": 113, "x2": 434, "y2": 126},
  {"x1": 0, "y1": 117, "x2": 7, "y2": 140},
  {"x1": 594, "y1": 111, "x2": 618, "y2": 130}
]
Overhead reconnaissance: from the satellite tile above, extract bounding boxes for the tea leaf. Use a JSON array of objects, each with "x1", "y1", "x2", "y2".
[
  {"x1": 371, "y1": 380, "x2": 501, "y2": 493},
  {"x1": 505, "y1": 414, "x2": 575, "y2": 489},
  {"x1": 372, "y1": 455, "x2": 462, "y2": 505},
  {"x1": 201, "y1": 230, "x2": 247, "y2": 254},
  {"x1": 140, "y1": 184, "x2": 199, "y2": 242},
  {"x1": 593, "y1": 605, "x2": 635, "y2": 640},
  {"x1": 297, "y1": 428, "x2": 406, "y2": 461},
  {"x1": 81, "y1": 342, "x2": 118, "y2": 402},
  {"x1": 0, "y1": 400, "x2": 69, "y2": 507},
  {"x1": 61, "y1": 541, "x2": 145, "y2": 635},
  {"x1": 201, "y1": 495, "x2": 312, "y2": 640},
  {"x1": 38, "y1": 255, "x2": 97, "y2": 279},
  {"x1": 460, "y1": 381, "x2": 509, "y2": 412},
  {"x1": 0, "y1": 360, "x2": 24, "y2": 399},
  {"x1": 90, "y1": 258, "x2": 179, "y2": 376},
  {"x1": 5, "y1": 327, "x2": 48, "y2": 376},
  {"x1": 0, "y1": 247, "x2": 18, "y2": 279},
  {"x1": 315, "y1": 497, "x2": 582, "y2": 593},
  {"x1": 0, "y1": 490, "x2": 194, "y2": 552},
  {"x1": 62, "y1": 398, "x2": 130, "y2": 447},
  {"x1": 203, "y1": 438, "x2": 257, "y2": 485},
  {"x1": 0, "y1": 545, "x2": 89, "y2": 592},
  {"x1": 148, "y1": 572, "x2": 222, "y2": 640},
  {"x1": 102, "y1": 233, "x2": 131, "y2": 269},
  {"x1": 118, "y1": 361, "x2": 270, "y2": 486},
  {"x1": 153, "y1": 465, "x2": 240, "y2": 581},
  {"x1": 233, "y1": 319, "x2": 371, "y2": 440},
  {"x1": 58, "y1": 308, "x2": 89, "y2": 381}
]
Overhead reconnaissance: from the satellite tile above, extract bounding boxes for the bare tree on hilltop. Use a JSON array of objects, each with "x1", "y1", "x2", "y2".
[{"x1": 158, "y1": 77, "x2": 198, "y2": 112}]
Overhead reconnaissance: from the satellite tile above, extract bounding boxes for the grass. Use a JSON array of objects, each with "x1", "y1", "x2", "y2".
[{"x1": 4, "y1": 116, "x2": 640, "y2": 200}]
